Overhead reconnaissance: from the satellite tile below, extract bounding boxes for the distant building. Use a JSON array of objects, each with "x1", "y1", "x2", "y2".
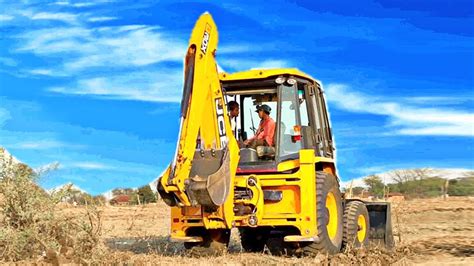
[{"x1": 110, "y1": 194, "x2": 130, "y2": 205}]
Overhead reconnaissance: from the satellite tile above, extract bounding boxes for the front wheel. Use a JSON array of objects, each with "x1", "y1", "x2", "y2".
[{"x1": 342, "y1": 201, "x2": 370, "y2": 249}]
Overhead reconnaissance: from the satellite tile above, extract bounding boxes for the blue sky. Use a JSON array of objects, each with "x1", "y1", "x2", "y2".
[{"x1": 0, "y1": 0, "x2": 473, "y2": 195}]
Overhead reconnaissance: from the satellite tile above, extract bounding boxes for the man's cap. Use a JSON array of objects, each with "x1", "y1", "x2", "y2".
[{"x1": 255, "y1": 104, "x2": 271, "y2": 114}]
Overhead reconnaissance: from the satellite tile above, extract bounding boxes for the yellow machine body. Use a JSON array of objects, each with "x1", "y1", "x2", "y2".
[
  {"x1": 158, "y1": 12, "x2": 394, "y2": 254},
  {"x1": 170, "y1": 150, "x2": 336, "y2": 240}
]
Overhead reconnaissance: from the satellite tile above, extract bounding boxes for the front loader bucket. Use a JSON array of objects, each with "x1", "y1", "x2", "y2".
[
  {"x1": 365, "y1": 202, "x2": 395, "y2": 249},
  {"x1": 186, "y1": 148, "x2": 231, "y2": 208}
]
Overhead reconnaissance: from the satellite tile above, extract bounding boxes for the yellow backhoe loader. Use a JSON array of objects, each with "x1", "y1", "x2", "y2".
[{"x1": 157, "y1": 12, "x2": 394, "y2": 256}]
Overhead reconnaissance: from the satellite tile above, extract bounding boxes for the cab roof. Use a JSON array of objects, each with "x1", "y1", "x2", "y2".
[{"x1": 219, "y1": 68, "x2": 317, "y2": 83}]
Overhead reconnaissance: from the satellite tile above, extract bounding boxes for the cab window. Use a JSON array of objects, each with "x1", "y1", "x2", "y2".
[{"x1": 279, "y1": 85, "x2": 300, "y2": 158}]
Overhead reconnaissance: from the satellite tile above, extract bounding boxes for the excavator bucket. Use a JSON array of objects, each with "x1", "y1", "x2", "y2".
[
  {"x1": 186, "y1": 148, "x2": 231, "y2": 208},
  {"x1": 365, "y1": 202, "x2": 395, "y2": 249}
]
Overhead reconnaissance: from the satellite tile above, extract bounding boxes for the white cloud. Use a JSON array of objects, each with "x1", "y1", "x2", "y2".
[
  {"x1": 17, "y1": 25, "x2": 185, "y2": 73},
  {"x1": 87, "y1": 16, "x2": 117, "y2": 22},
  {"x1": 17, "y1": 27, "x2": 91, "y2": 55},
  {"x1": 67, "y1": 27, "x2": 183, "y2": 70},
  {"x1": 49, "y1": 70, "x2": 184, "y2": 102},
  {"x1": 28, "y1": 69, "x2": 54, "y2": 76},
  {"x1": 16, "y1": 140, "x2": 83, "y2": 150},
  {"x1": 16, "y1": 140, "x2": 63, "y2": 150},
  {"x1": 340, "y1": 167, "x2": 472, "y2": 189},
  {"x1": 10, "y1": 4, "x2": 275, "y2": 104},
  {"x1": 27, "y1": 68, "x2": 69, "y2": 77},
  {"x1": 404, "y1": 96, "x2": 473, "y2": 105},
  {"x1": 69, "y1": 162, "x2": 111, "y2": 170},
  {"x1": 30, "y1": 12, "x2": 78, "y2": 24},
  {"x1": 52, "y1": 0, "x2": 113, "y2": 8},
  {"x1": 325, "y1": 84, "x2": 474, "y2": 137},
  {"x1": 71, "y1": 2, "x2": 97, "y2": 8},
  {"x1": 52, "y1": 1, "x2": 70, "y2": 6},
  {"x1": 397, "y1": 126, "x2": 472, "y2": 137},
  {"x1": 0, "y1": 14, "x2": 14, "y2": 21}
]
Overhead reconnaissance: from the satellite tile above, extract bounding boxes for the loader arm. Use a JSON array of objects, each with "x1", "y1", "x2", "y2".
[{"x1": 158, "y1": 13, "x2": 239, "y2": 212}]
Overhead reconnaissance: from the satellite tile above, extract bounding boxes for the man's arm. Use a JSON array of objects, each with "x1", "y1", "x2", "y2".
[
  {"x1": 244, "y1": 131, "x2": 257, "y2": 145},
  {"x1": 243, "y1": 123, "x2": 264, "y2": 145}
]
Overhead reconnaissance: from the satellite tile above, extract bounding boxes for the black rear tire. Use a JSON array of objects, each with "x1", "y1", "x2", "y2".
[
  {"x1": 342, "y1": 201, "x2": 370, "y2": 250},
  {"x1": 302, "y1": 171, "x2": 343, "y2": 256},
  {"x1": 265, "y1": 236, "x2": 298, "y2": 256},
  {"x1": 239, "y1": 227, "x2": 269, "y2": 252}
]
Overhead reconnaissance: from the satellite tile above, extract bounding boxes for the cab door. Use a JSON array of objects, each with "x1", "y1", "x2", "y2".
[
  {"x1": 277, "y1": 83, "x2": 301, "y2": 160},
  {"x1": 304, "y1": 83, "x2": 334, "y2": 158}
]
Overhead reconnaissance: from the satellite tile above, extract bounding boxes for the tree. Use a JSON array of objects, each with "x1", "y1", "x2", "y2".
[
  {"x1": 412, "y1": 168, "x2": 433, "y2": 195},
  {"x1": 342, "y1": 186, "x2": 366, "y2": 197},
  {"x1": 389, "y1": 170, "x2": 413, "y2": 193},
  {"x1": 449, "y1": 177, "x2": 474, "y2": 196},
  {"x1": 352, "y1": 186, "x2": 366, "y2": 197},
  {"x1": 363, "y1": 175, "x2": 385, "y2": 198},
  {"x1": 136, "y1": 185, "x2": 157, "y2": 204},
  {"x1": 112, "y1": 188, "x2": 122, "y2": 196}
]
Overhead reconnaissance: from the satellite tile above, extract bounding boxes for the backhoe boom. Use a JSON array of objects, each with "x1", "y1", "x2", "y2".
[{"x1": 158, "y1": 13, "x2": 239, "y2": 217}]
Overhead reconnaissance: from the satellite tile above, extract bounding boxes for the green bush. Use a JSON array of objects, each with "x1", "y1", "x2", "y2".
[{"x1": 449, "y1": 177, "x2": 474, "y2": 196}]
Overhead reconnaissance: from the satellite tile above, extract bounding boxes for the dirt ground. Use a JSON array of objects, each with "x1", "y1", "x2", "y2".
[{"x1": 71, "y1": 197, "x2": 474, "y2": 264}]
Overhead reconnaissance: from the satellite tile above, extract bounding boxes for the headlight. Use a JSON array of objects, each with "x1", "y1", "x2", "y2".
[
  {"x1": 275, "y1": 76, "x2": 286, "y2": 84},
  {"x1": 287, "y1": 78, "x2": 297, "y2": 85}
]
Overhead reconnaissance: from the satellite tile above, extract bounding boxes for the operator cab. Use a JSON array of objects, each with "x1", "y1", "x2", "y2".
[{"x1": 221, "y1": 69, "x2": 334, "y2": 173}]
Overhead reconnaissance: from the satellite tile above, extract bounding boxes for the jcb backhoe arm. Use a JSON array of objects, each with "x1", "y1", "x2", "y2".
[{"x1": 157, "y1": 13, "x2": 239, "y2": 210}]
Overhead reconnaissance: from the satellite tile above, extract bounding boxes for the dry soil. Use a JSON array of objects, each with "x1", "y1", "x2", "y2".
[{"x1": 85, "y1": 196, "x2": 474, "y2": 265}]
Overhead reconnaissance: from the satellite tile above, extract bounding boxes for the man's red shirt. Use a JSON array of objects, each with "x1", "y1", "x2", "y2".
[{"x1": 253, "y1": 116, "x2": 275, "y2": 146}]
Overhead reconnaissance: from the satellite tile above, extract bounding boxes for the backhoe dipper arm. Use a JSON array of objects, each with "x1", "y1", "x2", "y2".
[{"x1": 157, "y1": 13, "x2": 239, "y2": 208}]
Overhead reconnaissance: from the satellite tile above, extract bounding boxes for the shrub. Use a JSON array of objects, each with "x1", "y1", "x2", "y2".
[{"x1": 0, "y1": 154, "x2": 105, "y2": 263}]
